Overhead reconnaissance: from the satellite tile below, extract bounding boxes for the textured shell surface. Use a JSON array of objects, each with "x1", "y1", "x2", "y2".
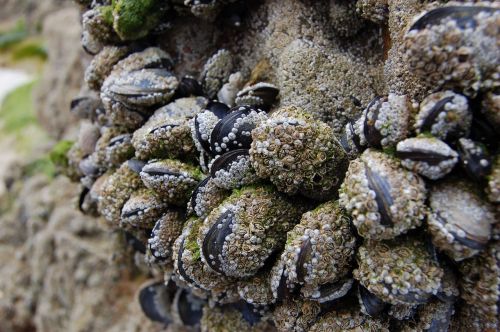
[
  {"x1": 339, "y1": 149, "x2": 427, "y2": 240},
  {"x1": 354, "y1": 236, "x2": 443, "y2": 305}
]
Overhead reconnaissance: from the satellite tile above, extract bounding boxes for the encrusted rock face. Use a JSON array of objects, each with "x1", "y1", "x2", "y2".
[{"x1": 48, "y1": 0, "x2": 500, "y2": 330}]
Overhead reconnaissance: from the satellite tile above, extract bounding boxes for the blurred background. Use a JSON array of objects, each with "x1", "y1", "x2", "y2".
[{"x1": 0, "y1": 1, "x2": 163, "y2": 331}]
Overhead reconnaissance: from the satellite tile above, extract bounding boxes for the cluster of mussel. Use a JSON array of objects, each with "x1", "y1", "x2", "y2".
[{"x1": 65, "y1": 1, "x2": 499, "y2": 331}]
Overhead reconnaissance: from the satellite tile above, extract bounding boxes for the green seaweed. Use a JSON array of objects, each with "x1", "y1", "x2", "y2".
[
  {"x1": 49, "y1": 140, "x2": 74, "y2": 169},
  {"x1": 112, "y1": 0, "x2": 166, "y2": 40},
  {"x1": 0, "y1": 81, "x2": 36, "y2": 133}
]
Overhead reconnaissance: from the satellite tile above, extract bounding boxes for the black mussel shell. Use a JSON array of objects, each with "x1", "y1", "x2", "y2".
[
  {"x1": 110, "y1": 69, "x2": 175, "y2": 103},
  {"x1": 176, "y1": 238, "x2": 200, "y2": 287},
  {"x1": 296, "y1": 238, "x2": 313, "y2": 284},
  {"x1": 107, "y1": 133, "x2": 131, "y2": 147},
  {"x1": 70, "y1": 96, "x2": 101, "y2": 120},
  {"x1": 423, "y1": 300, "x2": 454, "y2": 332},
  {"x1": 138, "y1": 280, "x2": 176, "y2": 324},
  {"x1": 79, "y1": 156, "x2": 101, "y2": 177},
  {"x1": 420, "y1": 96, "x2": 459, "y2": 140},
  {"x1": 141, "y1": 163, "x2": 182, "y2": 178},
  {"x1": 358, "y1": 284, "x2": 387, "y2": 317},
  {"x1": 434, "y1": 212, "x2": 487, "y2": 251},
  {"x1": 365, "y1": 164, "x2": 394, "y2": 226},
  {"x1": 125, "y1": 231, "x2": 147, "y2": 253},
  {"x1": 202, "y1": 210, "x2": 234, "y2": 274},
  {"x1": 231, "y1": 301, "x2": 263, "y2": 326},
  {"x1": 142, "y1": 55, "x2": 174, "y2": 71},
  {"x1": 149, "y1": 123, "x2": 180, "y2": 135},
  {"x1": 78, "y1": 186, "x2": 91, "y2": 214},
  {"x1": 457, "y1": 138, "x2": 492, "y2": 182},
  {"x1": 127, "y1": 159, "x2": 146, "y2": 174},
  {"x1": 470, "y1": 112, "x2": 499, "y2": 150},
  {"x1": 306, "y1": 278, "x2": 354, "y2": 303},
  {"x1": 395, "y1": 149, "x2": 455, "y2": 165},
  {"x1": 175, "y1": 76, "x2": 203, "y2": 98},
  {"x1": 237, "y1": 83, "x2": 279, "y2": 109},
  {"x1": 210, "y1": 106, "x2": 261, "y2": 154},
  {"x1": 363, "y1": 97, "x2": 384, "y2": 148},
  {"x1": 174, "y1": 288, "x2": 205, "y2": 326},
  {"x1": 210, "y1": 149, "x2": 249, "y2": 177},
  {"x1": 409, "y1": 6, "x2": 499, "y2": 31},
  {"x1": 190, "y1": 176, "x2": 211, "y2": 211},
  {"x1": 194, "y1": 101, "x2": 230, "y2": 155},
  {"x1": 340, "y1": 121, "x2": 362, "y2": 154}
]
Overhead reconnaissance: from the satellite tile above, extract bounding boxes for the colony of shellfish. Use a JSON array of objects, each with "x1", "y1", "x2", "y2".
[{"x1": 65, "y1": 0, "x2": 499, "y2": 331}]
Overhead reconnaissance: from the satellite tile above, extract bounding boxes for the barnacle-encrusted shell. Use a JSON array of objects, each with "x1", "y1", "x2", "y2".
[
  {"x1": 199, "y1": 185, "x2": 305, "y2": 278},
  {"x1": 140, "y1": 159, "x2": 202, "y2": 206},
  {"x1": 210, "y1": 105, "x2": 268, "y2": 155},
  {"x1": 84, "y1": 45, "x2": 131, "y2": 91},
  {"x1": 237, "y1": 268, "x2": 274, "y2": 306},
  {"x1": 92, "y1": 126, "x2": 132, "y2": 170},
  {"x1": 110, "y1": 47, "x2": 173, "y2": 77},
  {"x1": 172, "y1": 218, "x2": 238, "y2": 301},
  {"x1": 272, "y1": 297, "x2": 321, "y2": 332},
  {"x1": 396, "y1": 136, "x2": 458, "y2": 180},
  {"x1": 201, "y1": 49, "x2": 233, "y2": 99},
  {"x1": 132, "y1": 97, "x2": 207, "y2": 160},
  {"x1": 210, "y1": 149, "x2": 258, "y2": 190},
  {"x1": 398, "y1": 298, "x2": 454, "y2": 332},
  {"x1": 189, "y1": 176, "x2": 230, "y2": 219},
  {"x1": 281, "y1": 201, "x2": 356, "y2": 301},
  {"x1": 309, "y1": 306, "x2": 390, "y2": 332},
  {"x1": 457, "y1": 137, "x2": 492, "y2": 182},
  {"x1": 97, "y1": 161, "x2": 143, "y2": 225},
  {"x1": 235, "y1": 82, "x2": 280, "y2": 109},
  {"x1": 415, "y1": 91, "x2": 471, "y2": 141},
  {"x1": 250, "y1": 105, "x2": 348, "y2": 200},
  {"x1": 148, "y1": 209, "x2": 185, "y2": 263},
  {"x1": 101, "y1": 68, "x2": 179, "y2": 110},
  {"x1": 200, "y1": 302, "x2": 273, "y2": 332},
  {"x1": 404, "y1": 5, "x2": 500, "y2": 96},
  {"x1": 339, "y1": 149, "x2": 427, "y2": 240},
  {"x1": 354, "y1": 236, "x2": 444, "y2": 305},
  {"x1": 190, "y1": 101, "x2": 230, "y2": 156},
  {"x1": 356, "y1": 94, "x2": 412, "y2": 149},
  {"x1": 427, "y1": 179, "x2": 495, "y2": 261},
  {"x1": 120, "y1": 188, "x2": 168, "y2": 230},
  {"x1": 458, "y1": 241, "x2": 500, "y2": 330}
]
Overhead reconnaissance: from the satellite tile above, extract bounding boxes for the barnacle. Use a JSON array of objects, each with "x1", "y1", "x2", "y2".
[{"x1": 251, "y1": 106, "x2": 348, "y2": 200}]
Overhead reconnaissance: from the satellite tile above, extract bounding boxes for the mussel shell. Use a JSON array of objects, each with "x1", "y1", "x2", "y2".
[
  {"x1": 176, "y1": 238, "x2": 199, "y2": 287},
  {"x1": 109, "y1": 69, "x2": 176, "y2": 107},
  {"x1": 175, "y1": 76, "x2": 203, "y2": 98},
  {"x1": 358, "y1": 284, "x2": 387, "y2": 317},
  {"x1": 194, "y1": 101, "x2": 230, "y2": 155},
  {"x1": 190, "y1": 176, "x2": 211, "y2": 211},
  {"x1": 296, "y1": 238, "x2": 313, "y2": 284},
  {"x1": 363, "y1": 97, "x2": 384, "y2": 148},
  {"x1": 210, "y1": 106, "x2": 262, "y2": 154},
  {"x1": 457, "y1": 138, "x2": 492, "y2": 182},
  {"x1": 470, "y1": 112, "x2": 499, "y2": 150},
  {"x1": 231, "y1": 301, "x2": 263, "y2": 326},
  {"x1": 434, "y1": 212, "x2": 487, "y2": 250},
  {"x1": 138, "y1": 280, "x2": 176, "y2": 324},
  {"x1": 107, "y1": 133, "x2": 131, "y2": 147},
  {"x1": 396, "y1": 149, "x2": 455, "y2": 165},
  {"x1": 305, "y1": 278, "x2": 354, "y2": 303},
  {"x1": 124, "y1": 231, "x2": 147, "y2": 253},
  {"x1": 202, "y1": 210, "x2": 234, "y2": 274},
  {"x1": 365, "y1": 163, "x2": 394, "y2": 226},
  {"x1": 210, "y1": 149, "x2": 249, "y2": 177},
  {"x1": 127, "y1": 159, "x2": 146, "y2": 174},
  {"x1": 173, "y1": 288, "x2": 204, "y2": 326},
  {"x1": 409, "y1": 6, "x2": 499, "y2": 31},
  {"x1": 236, "y1": 82, "x2": 279, "y2": 108}
]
